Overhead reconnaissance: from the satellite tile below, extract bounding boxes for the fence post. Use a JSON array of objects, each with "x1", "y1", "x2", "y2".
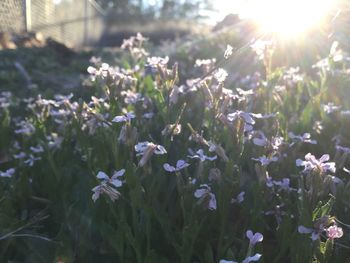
[
  {"x1": 23, "y1": 0, "x2": 32, "y2": 32},
  {"x1": 84, "y1": 0, "x2": 88, "y2": 46}
]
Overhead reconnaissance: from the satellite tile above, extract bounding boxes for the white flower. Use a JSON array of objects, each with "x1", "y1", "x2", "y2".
[
  {"x1": 112, "y1": 112, "x2": 135, "y2": 123},
  {"x1": 194, "y1": 184, "x2": 217, "y2": 210},
  {"x1": 214, "y1": 68, "x2": 228, "y2": 83},
  {"x1": 163, "y1": 160, "x2": 190, "y2": 172},
  {"x1": 188, "y1": 149, "x2": 217, "y2": 162}
]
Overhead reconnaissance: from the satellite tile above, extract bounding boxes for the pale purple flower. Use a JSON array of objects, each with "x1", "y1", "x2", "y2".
[
  {"x1": 246, "y1": 230, "x2": 263, "y2": 246},
  {"x1": 96, "y1": 169, "x2": 125, "y2": 188},
  {"x1": 92, "y1": 169, "x2": 125, "y2": 202},
  {"x1": 288, "y1": 132, "x2": 317, "y2": 145},
  {"x1": 242, "y1": 254, "x2": 262, "y2": 263},
  {"x1": 143, "y1": 112, "x2": 154, "y2": 119},
  {"x1": 252, "y1": 136, "x2": 268, "y2": 147},
  {"x1": 194, "y1": 184, "x2": 217, "y2": 210},
  {"x1": 296, "y1": 153, "x2": 336, "y2": 174},
  {"x1": 188, "y1": 149, "x2": 217, "y2": 162},
  {"x1": 54, "y1": 93, "x2": 73, "y2": 104},
  {"x1": 134, "y1": 141, "x2": 167, "y2": 156},
  {"x1": 163, "y1": 160, "x2": 190, "y2": 172},
  {"x1": 112, "y1": 112, "x2": 135, "y2": 123},
  {"x1": 135, "y1": 141, "x2": 167, "y2": 167},
  {"x1": 13, "y1": 152, "x2": 26, "y2": 159},
  {"x1": 47, "y1": 133, "x2": 63, "y2": 149},
  {"x1": 231, "y1": 191, "x2": 245, "y2": 204},
  {"x1": 220, "y1": 260, "x2": 237, "y2": 263},
  {"x1": 121, "y1": 90, "x2": 144, "y2": 104},
  {"x1": 14, "y1": 121, "x2": 35, "y2": 135},
  {"x1": 227, "y1": 111, "x2": 255, "y2": 125},
  {"x1": 0, "y1": 168, "x2": 15, "y2": 178},
  {"x1": 252, "y1": 156, "x2": 278, "y2": 166},
  {"x1": 30, "y1": 145, "x2": 44, "y2": 153},
  {"x1": 336, "y1": 145, "x2": 350, "y2": 154},
  {"x1": 24, "y1": 155, "x2": 41, "y2": 167},
  {"x1": 326, "y1": 225, "x2": 343, "y2": 239},
  {"x1": 272, "y1": 178, "x2": 293, "y2": 192},
  {"x1": 298, "y1": 225, "x2": 320, "y2": 241}
]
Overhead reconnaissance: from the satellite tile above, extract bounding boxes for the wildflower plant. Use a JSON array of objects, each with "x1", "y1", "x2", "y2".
[{"x1": 1, "y1": 31, "x2": 350, "y2": 263}]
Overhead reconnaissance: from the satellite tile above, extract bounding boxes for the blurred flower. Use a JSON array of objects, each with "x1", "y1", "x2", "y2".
[
  {"x1": 24, "y1": 154, "x2": 41, "y2": 167},
  {"x1": 322, "y1": 103, "x2": 341, "y2": 114},
  {"x1": 242, "y1": 254, "x2": 262, "y2": 263},
  {"x1": 14, "y1": 120, "x2": 35, "y2": 135},
  {"x1": 288, "y1": 132, "x2": 317, "y2": 145},
  {"x1": 208, "y1": 142, "x2": 229, "y2": 162},
  {"x1": 251, "y1": 39, "x2": 274, "y2": 60},
  {"x1": 194, "y1": 184, "x2": 217, "y2": 210},
  {"x1": 112, "y1": 112, "x2": 135, "y2": 123},
  {"x1": 0, "y1": 168, "x2": 15, "y2": 178},
  {"x1": 298, "y1": 225, "x2": 321, "y2": 241},
  {"x1": 252, "y1": 155, "x2": 278, "y2": 166},
  {"x1": 224, "y1": 44, "x2": 234, "y2": 59},
  {"x1": 252, "y1": 132, "x2": 268, "y2": 147},
  {"x1": 13, "y1": 152, "x2": 26, "y2": 159},
  {"x1": 163, "y1": 160, "x2": 190, "y2": 172},
  {"x1": 214, "y1": 68, "x2": 228, "y2": 83},
  {"x1": 231, "y1": 191, "x2": 245, "y2": 204},
  {"x1": 30, "y1": 145, "x2": 44, "y2": 153},
  {"x1": 208, "y1": 168, "x2": 221, "y2": 182},
  {"x1": 121, "y1": 90, "x2": 144, "y2": 104}
]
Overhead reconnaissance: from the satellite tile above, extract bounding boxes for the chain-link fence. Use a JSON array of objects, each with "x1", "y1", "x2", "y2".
[{"x1": 0, "y1": 0, "x2": 106, "y2": 47}]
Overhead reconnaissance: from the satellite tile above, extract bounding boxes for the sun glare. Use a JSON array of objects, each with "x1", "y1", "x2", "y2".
[
  {"x1": 247, "y1": 0, "x2": 333, "y2": 37},
  {"x1": 216, "y1": 0, "x2": 335, "y2": 38}
]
